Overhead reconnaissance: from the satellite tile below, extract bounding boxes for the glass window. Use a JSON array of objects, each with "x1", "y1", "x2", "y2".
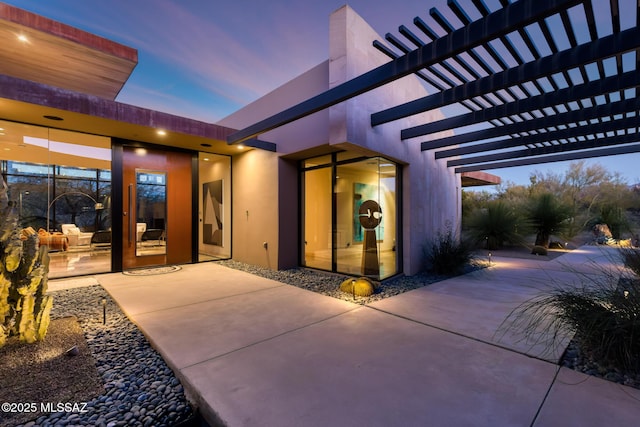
[
  {"x1": 7, "y1": 161, "x2": 50, "y2": 176},
  {"x1": 302, "y1": 166, "x2": 332, "y2": 271},
  {"x1": 302, "y1": 154, "x2": 399, "y2": 279},
  {"x1": 1, "y1": 120, "x2": 112, "y2": 279},
  {"x1": 56, "y1": 165, "x2": 99, "y2": 179}
]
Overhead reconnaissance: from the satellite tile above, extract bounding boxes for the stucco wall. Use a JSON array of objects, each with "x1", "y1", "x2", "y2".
[
  {"x1": 218, "y1": 62, "x2": 332, "y2": 270},
  {"x1": 230, "y1": 149, "x2": 280, "y2": 269},
  {"x1": 219, "y1": 5, "x2": 460, "y2": 275},
  {"x1": 219, "y1": 61, "x2": 331, "y2": 154},
  {"x1": 328, "y1": 5, "x2": 460, "y2": 275}
]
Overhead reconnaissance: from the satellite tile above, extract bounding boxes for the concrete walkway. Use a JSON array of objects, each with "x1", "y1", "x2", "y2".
[{"x1": 93, "y1": 246, "x2": 640, "y2": 427}]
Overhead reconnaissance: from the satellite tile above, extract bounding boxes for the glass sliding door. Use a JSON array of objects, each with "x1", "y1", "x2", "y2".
[{"x1": 302, "y1": 154, "x2": 398, "y2": 279}]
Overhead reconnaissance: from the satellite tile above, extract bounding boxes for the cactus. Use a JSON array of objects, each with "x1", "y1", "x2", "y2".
[
  {"x1": 0, "y1": 177, "x2": 52, "y2": 347},
  {"x1": 339, "y1": 277, "x2": 377, "y2": 297}
]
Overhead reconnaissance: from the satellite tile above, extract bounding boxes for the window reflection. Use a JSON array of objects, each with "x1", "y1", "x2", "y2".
[{"x1": 136, "y1": 170, "x2": 167, "y2": 256}]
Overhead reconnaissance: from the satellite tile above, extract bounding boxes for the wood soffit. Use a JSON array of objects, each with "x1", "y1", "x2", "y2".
[{"x1": 0, "y1": 3, "x2": 137, "y2": 100}]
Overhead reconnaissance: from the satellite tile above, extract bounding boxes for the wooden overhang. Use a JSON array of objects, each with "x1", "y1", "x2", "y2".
[
  {"x1": 0, "y1": 2, "x2": 137, "y2": 100},
  {"x1": 228, "y1": 0, "x2": 640, "y2": 181},
  {"x1": 0, "y1": 3, "x2": 274, "y2": 154}
]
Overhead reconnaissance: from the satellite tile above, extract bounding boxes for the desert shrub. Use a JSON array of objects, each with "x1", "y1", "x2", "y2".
[
  {"x1": 594, "y1": 204, "x2": 630, "y2": 240},
  {"x1": 500, "y1": 254, "x2": 640, "y2": 373},
  {"x1": 465, "y1": 200, "x2": 524, "y2": 250},
  {"x1": 423, "y1": 227, "x2": 474, "y2": 275}
]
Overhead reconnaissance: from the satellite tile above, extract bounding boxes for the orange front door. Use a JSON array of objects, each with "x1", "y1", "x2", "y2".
[{"x1": 121, "y1": 147, "x2": 193, "y2": 269}]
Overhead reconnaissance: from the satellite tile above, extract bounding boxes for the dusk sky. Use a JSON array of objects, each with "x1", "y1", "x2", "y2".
[{"x1": 7, "y1": 0, "x2": 640, "y2": 187}]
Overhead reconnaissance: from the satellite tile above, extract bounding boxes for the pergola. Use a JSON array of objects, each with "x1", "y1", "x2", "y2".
[{"x1": 228, "y1": 0, "x2": 640, "y2": 175}]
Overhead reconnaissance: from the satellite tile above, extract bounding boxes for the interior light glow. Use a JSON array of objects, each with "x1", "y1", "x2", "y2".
[
  {"x1": 237, "y1": 145, "x2": 244, "y2": 150},
  {"x1": 17, "y1": 34, "x2": 28, "y2": 43},
  {"x1": 135, "y1": 148, "x2": 147, "y2": 156},
  {"x1": 157, "y1": 129, "x2": 167, "y2": 136},
  {"x1": 23, "y1": 136, "x2": 110, "y2": 161}
]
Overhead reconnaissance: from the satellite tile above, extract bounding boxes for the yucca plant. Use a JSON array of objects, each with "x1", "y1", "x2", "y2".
[
  {"x1": 465, "y1": 200, "x2": 524, "y2": 250},
  {"x1": 528, "y1": 193, "x2": 571, "y2": 248}
]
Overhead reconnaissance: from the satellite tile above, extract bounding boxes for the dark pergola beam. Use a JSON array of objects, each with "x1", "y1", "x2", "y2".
[
  {"x1": 404, "y1": 70, "x2": 640, "y2": 138},
  {"x1": 227, "y1": 0, "x2": 582, "y2": 144},
  {"x1": 447, "y1": 131, "x2": 640, "y2": 167},
  {"x1": 454, "y1": 143, "x2": 640, "y2": 173},
  {"x1": 243, "y1": 138, "x2": 277, "y2": 152},
  {"x1": 374, "y1": 25, "x2": 640, "y2": 129},
  {"x1": 432, "y1": 115, "x2": 640, "y2": 156},
  {"x1": 422, "y1": 96, "x2": 640, "y2": 150}
]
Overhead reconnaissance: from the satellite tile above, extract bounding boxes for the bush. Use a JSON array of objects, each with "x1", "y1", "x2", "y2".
[
  {"x1": 465, "y1": 200, "x2": 525, "y2": 250},
  {"x1": 500, "y1": 251, "x2": 640, "y2": 373},
  {"x1": 423, "y1": 227, "x2": 474, "y2": 276},
  {"x1": 595, "y1": 204, "x2": 630, "y2": 240}
]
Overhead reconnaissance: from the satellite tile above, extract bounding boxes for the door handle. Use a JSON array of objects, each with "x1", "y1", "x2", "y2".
[{"x1": 128, "y1": 183, "x2": 133, "y2": 244}]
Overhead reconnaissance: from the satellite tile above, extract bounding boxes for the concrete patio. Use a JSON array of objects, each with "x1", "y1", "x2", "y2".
[{"x1": 92, "y1": 246, "x2": 640, "y2": 426}]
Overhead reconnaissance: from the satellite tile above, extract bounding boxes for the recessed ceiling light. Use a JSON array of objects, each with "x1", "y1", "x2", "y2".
[
  {"x1": 203, "y1": 158, "x2": 210, "y2": 161},
  {"x1": 43, "y1": 115, "x2": 63, "y2": 121},
  {"x1": 238, "y1": 145, "x2": 244, "y2": 150},
  {"x1": 157, "y1": 129, "x2": 166, "y2": 136},
  {"x1": 17, "y1": 34, "x2": 28, "y2": 43}
]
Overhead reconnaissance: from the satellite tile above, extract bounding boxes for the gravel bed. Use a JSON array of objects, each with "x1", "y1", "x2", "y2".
[
  {"x1": 561, "y1": 339, "x2": 640, "y2": 390},
  {"x1": 215, "y1": 259, "x2": 481, "y2": 304},
  {"x1": 26, "y1": 285, "x2": 195, "y2": 427}
]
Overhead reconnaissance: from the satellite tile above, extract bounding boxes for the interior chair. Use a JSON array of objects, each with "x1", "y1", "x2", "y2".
[{"x1": 60, "y1": 224, "x2": 93, "y2": 246}]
